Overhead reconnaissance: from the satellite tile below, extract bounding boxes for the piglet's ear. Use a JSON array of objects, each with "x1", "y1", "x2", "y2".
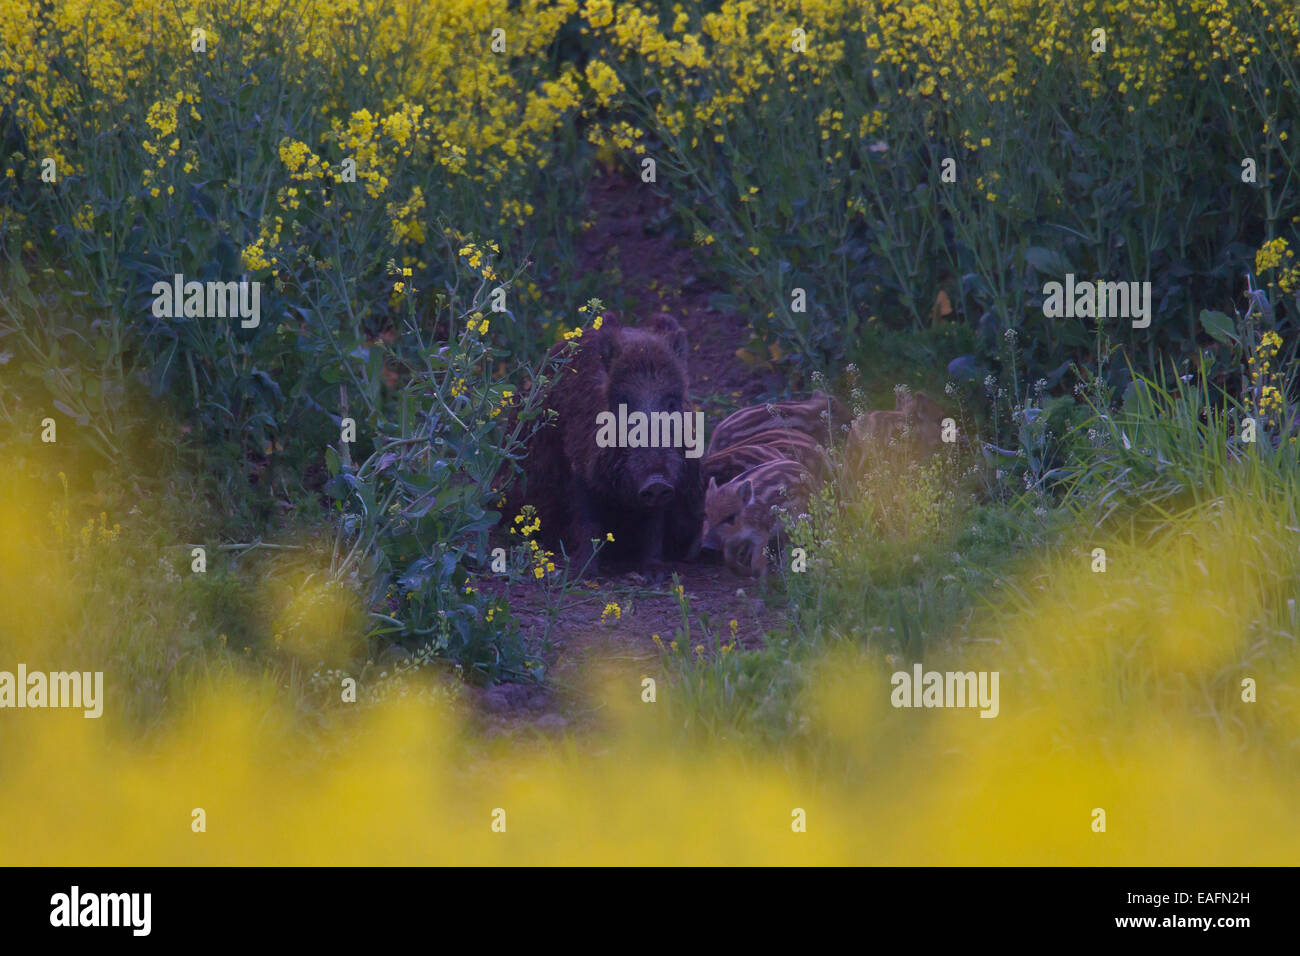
[{"x1": 738, "y1": 480, "x2": 753, "y2": 505}]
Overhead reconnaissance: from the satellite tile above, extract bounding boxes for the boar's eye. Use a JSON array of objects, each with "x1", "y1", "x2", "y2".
[
  {"x1": 661, "y1": 394, "x2": 680, "y2": 413},
  {"x1": 722, "y1": 513, "x2": 737, "y2": 526}
]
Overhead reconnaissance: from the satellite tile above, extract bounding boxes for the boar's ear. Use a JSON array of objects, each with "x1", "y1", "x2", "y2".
[
  {"x1": 707, "y1": 476, "x2": 718, "y2": 493},
  {"x1": 738, "y1": 479, "x2": 753, "y2": 505},
  {"x1": 594, "y1": 324, "x2": 620, "y2": 369},
  {"x1": 645, "y1": 313, "x2": 689, "y2": 364}
]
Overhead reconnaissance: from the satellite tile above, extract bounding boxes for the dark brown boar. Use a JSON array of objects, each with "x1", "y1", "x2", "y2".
[
  {"x1": 505, "y1": 314, "x2": 703, "y2": 575},
  {"x1": 705, "y1": 391, "x2": 849, "y2": 457}
]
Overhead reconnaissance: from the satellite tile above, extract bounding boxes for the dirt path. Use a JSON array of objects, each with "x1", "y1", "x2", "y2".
[
  {"x1": 578, "y1": 172, "x2": 786, "y2": 406},
  {"x1": 475, "y1": 172, "x2": 794, "y2": 732}
]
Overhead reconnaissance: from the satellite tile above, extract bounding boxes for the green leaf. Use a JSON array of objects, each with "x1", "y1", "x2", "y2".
[
  {"x1": 1198, "y1": 309, "x2": 1236, "y2": 345},
  {"x1": 8, "y1": 260, "x2": 41, "y2": 311},
  {"x1": 402, "y1": 491, "x2": 439, "y2": 519},
  {"x1": 325, "y1": 445, "x2": 341, "y2": 477},
  {"x1": 323, "y1": 473, "x2": 360, "y2": 500},
  {"x1": 1024, "y1": 246, "x2": 1070, "y2": 276}
]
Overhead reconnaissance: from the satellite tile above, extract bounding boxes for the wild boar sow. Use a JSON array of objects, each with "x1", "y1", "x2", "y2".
[{"x1": 507, "y1": 314, "x2": 703, "y2": 573}]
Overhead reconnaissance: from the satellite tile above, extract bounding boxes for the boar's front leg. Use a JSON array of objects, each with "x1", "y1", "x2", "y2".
[
  {"x1": 637, "y1": 507, "x2": 670, "y2": 582},
  {"x1": 565, "y1": 480, "x2": 604, "y2": 577}
]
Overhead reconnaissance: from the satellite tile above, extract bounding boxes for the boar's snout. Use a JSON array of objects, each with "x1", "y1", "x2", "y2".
[{"x1": 637, "y1": 473, "x2": 675, "y2": 508}]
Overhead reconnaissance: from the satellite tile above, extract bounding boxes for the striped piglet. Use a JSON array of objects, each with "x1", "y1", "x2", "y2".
[
  {"x1": 702, "y1": 458, "x2": 814, "y2": 579},
  {"x1": 705, "y1": 390, "x2": 848, "y2": 456}
]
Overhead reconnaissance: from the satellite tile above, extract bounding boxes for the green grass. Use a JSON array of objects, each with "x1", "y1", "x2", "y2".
[{"x1": 649, "y1": 323, "x2": 1300, "y2": 772}]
